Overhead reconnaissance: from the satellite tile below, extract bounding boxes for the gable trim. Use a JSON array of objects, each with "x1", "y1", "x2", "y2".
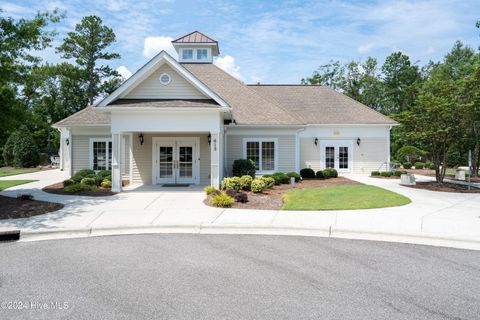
[{"x1": 97, "y1": 51, "x2": 228, "y2": 108}]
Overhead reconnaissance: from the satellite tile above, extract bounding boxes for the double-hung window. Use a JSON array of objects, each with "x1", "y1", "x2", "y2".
[
  {"x1": 243, "y1": 138, "x2": 278, "y2": 173},
  {"x1": 90, "y1": 138, "x2": 112, "y2": 171},
  {"x1": 197, "y1": 49, "x2": 208, "y2": 60},
  {"x1": 182, "y1": 49, "x2": 193, "y2": 60}
]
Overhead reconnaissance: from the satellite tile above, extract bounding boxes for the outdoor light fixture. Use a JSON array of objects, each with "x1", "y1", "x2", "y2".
[
  {"x1": 66, "y1": 138, "x2": 70, "y2": 146},
  {"x1": 357, "y1": 137, "x2": 361, "y2": 146},
  {"x1": 139, "y1": 133, "x2": 144, "y2": 145},
  {"x1": 314, "y1": 137, "x2": 318, "y2": 146},
  {"x1": 208, "y1": 133, "x2": 211, "y2": 145}
]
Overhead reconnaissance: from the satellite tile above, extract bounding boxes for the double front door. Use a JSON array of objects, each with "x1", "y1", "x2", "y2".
[
  {"x1": 320, "y1": 141, "x2": 353, "y2": 173},
  {"x1": 153, "y1": 137, "x2": 199, "y2": 185}
]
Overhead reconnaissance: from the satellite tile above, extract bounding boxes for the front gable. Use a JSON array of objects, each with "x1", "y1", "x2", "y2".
[
  {"x1": 123, "y1": 64, "x2": 207, "y2": 100},
  {"x1": 98, "y1": 51, "x2": 228, "y2": 108}
]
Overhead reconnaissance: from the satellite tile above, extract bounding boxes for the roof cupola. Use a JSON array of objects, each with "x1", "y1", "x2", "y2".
[{"x1": 172, "y1": 31, "x2": 219, "y2": 63}]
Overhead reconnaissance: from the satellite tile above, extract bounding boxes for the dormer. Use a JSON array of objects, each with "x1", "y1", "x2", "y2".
[{"x1": 172, "y1": 31, "x2": 219, "y2": 63}]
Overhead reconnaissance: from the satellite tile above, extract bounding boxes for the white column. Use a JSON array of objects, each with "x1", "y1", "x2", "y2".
[
  {"x1": 111, "y1": 133, "x2": 122, "y2": 192},
  {"x1": 210, "y1": 132, "x2": 220, "y2": 188}
]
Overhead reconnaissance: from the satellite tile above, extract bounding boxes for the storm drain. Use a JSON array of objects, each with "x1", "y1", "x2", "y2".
[{"x1": 0, "y1": 230, "x2": 20, "y2": 242}]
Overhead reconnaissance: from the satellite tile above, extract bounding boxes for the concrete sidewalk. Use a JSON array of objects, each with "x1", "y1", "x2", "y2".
[{"x1": 1, "y1": 170, "x2": 480, "y2": 250}]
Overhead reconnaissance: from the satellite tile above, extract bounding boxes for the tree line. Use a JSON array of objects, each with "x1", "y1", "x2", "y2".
[
  {"x1": 0, "y1": 10, "x2": 122, "y2": 167},
  {"x1": 303, "y1": 22, "x2": 480, "y2": 182}
]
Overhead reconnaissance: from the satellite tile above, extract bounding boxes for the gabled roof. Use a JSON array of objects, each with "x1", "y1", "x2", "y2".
[
  {"x1": 248, "y1": 85, "x2": 398, "y2": 125},
  {"x1": 96, "y1": 51, "x2": 228, "y2": 108},
  {"x1": 183, "y1": 63, "x2": 302, "y2": 125},
  {"x1": 172, "y1": 31, "x2": 217, "y2": 44},
  {"x1": 53, "y1": 105, "x2": 110, "y2": 127}
]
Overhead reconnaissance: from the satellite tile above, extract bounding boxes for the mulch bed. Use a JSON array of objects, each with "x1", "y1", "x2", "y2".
[
  {"x1": 0, "y1": 195, "x2": 64, "y2": 220},
  {"x1": 205, "y1": 177, "x2": 361, "y2": 210},
  {"x1": 42, "y1": 182, "x2": 116, "y2": 197},
  {"x1": 406, "y1": 169, "x2": 480, "y2": 183},
  {"x1": 404, "y1": 181, "x2": 480, "y2": 193}
]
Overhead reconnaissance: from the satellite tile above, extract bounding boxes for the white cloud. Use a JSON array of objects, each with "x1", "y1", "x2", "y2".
[
  {"x1": 116, "y1": 66, "x2": 133, "y2": 79},
  {"x1": 358, "y1": 43, "x2": 375, "y2": 54},
  {"x1": 0, "y1": 2, "x2": 34, "y2": 16},
  {"x1": 214, "y1": 55, "x2": 244, "y2": 81},
  {"x1": 142, "y1": 36, "x2": 178, "y2": 59},
  {"x1": 106, "y1": 0, "x2": 126, "y2": 11}
]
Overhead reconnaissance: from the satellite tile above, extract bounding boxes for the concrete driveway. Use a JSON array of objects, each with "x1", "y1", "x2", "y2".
[{"x1": 1, "y1": 169, "x2": 480, "y2": 250}]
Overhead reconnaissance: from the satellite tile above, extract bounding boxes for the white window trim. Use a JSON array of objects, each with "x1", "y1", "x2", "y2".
[
  {"x1": 159, "y1": 73, "x2": 171, "y2": 85},
  {"x1": 180, "y1": 48, "x2": 194, "y2": 61},
  {"x1": 179, "y1": 47, "x2": 212, "y2": 62},
  {"x1": 242, "y1": 138, "x2": 279, "y2": 174},
  {"x1": 89, "y1": 138, "x2": 112, "y2": 171},
  {"x1": 196, "y1": 48, "x2": 208, "y2": 61}
]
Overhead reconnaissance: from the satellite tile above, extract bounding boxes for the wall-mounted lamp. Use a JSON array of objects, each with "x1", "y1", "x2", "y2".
[
  {"x1": 66, "y1": 138, "x2": 70, "y2": 146},
  {"x1": 139, "y1": 133, "x2": 144, "y2": 145},
  {"x1": 357, "y1": 137, "x2": 361, "y2": 146},
  {"x1": 208, "y1": 133, "x2": 212, "y2": 145},
  {"x1": 314, "y1": 137, "x2": 318, "y2": 146}
]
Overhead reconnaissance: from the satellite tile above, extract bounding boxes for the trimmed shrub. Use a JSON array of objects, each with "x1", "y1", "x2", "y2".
[
  {"x1": 80, "y1": 177, "x2": 96, "y2": 186},
  {"x1": 234, "y1": 192, "x2": 248, "y2": 203},
  {"x1": 323, "y1": 168, "x2": 338, "y2": 179},
  {"x1": 64, "y1": 183, "x2": 98, "y2": 193},
  {"x1": 300, "y1": 168, "x2": 315, "y2": 179},
  {"x1": 212, "y1": 192, "x2": 234, "y2": 207},
  {"x1": 251, "y1": 179, "x2": 266, "y2": 193},
  {"x1": 396, "y1": 145, "x2": 427, "y2": 163},
  {"x1": 221, "y1": 177, "x2": 241, "y2": 191},
  {"x1": 414, "y1": 162, "x2": 425, "y2": 169},
  {"x1": 204, "y1": 186, "x2": 219, "y2": 195},
  {"x1": 63, "y1": 179, "x2": 75, "y2": 187},
  {"x1": 3, "y1": 125, "x2": 39, "y2": 167},
  {"x1": 232, "y1": 159, "x2": 256, "y2": 178},
  {"x1": 425, "y1": 161, "x2": 435, "y2": 170},
  {"x1": 101, "y1": 179, "x2": 112, "y2": 188},
  {"x1": 393, "y1": 170, "x2": 407, "y2": 177},
  {"x1": 286, "y1": 172, "x2": 301, "y2": 182},
  {"x1": 402, "y1": 162, "x2": 412, "y2": 169},
  {"x1": 97, "y1": 170, "x2": 112, "y2": 180},
  {"x1": 72, "y1": 169, "x2": 96, "y2": 182},
  {"x1": 371, "y1": 171, "x2": 381, "y2": 176},
  {"x1": 315, "y1": 170, "x2": 326, "y2": 179},
  {"x1": 272, "y1": 172, "x2": 289, "y2": 184},
  {"x1": 380, "y1": 171, "x2": 393, "y2": 177},
  {"x1": 239, "y1": 175, "x2": 253, "y2": 191},
  {"x1": 260, "y1": 176, "x2": 275, "y2": 189}
]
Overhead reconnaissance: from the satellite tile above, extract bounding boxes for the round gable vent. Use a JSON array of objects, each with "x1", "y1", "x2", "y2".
[{"x1": 159, "y1": 73, "x2": 171, "y2": 85}]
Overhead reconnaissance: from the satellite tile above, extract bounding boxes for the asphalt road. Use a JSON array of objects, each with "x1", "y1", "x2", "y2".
[{"x1": 1, "y1": 235, "x2": 479, "y2": 320}]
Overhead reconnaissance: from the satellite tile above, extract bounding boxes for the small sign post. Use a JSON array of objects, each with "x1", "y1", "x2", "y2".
[{"x1": 468, "y1": 150, "x2": 472, "y2": 192}]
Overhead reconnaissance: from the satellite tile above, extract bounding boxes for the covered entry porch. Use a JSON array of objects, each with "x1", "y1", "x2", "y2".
[{"x1": 109, "y1": 110, "x2": 224, "y2": 192}]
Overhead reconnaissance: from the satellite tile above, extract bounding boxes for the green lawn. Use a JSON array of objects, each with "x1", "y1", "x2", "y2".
[
  {"x1": 282, "y1": 185, "x2": 411, "y2": 210},
  {"x1": 0, "y1": 167, "x2": 38, "y2": 177},
  {"x1": 0, "y1": 180, "x2": 37, "y2": 191}
]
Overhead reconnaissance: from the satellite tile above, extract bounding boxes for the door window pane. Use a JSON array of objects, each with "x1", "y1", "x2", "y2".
[
  {"x1": 246, "y1": 141, "x2": 260, "y2": 170},
  {"x1": 262, "y1": 141, "x2": 275, "y2": 171},
  {"x1": 159, "y1": 147, "x2": 173, "y2": 178},
  {"x1": 325, "y1": 147, "x2": 335, "y2": 169},
  {"x1": 339, "y1": 146, "x2": 349, "y2": 169},
  {"x1": 179, "y1": 146, "x2": 193, "y2": 178}
]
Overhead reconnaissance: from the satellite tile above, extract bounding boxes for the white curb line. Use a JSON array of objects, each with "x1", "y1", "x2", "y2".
[{"x1": 18, "y1": 224, "x2": 480, "y2": 251}]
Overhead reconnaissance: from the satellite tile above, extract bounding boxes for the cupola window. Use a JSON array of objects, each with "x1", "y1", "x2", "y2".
[
  {"x1": 182, "y1": 49, "x2": 193, "y2": 60},
  {"x1": 197, "y1": 49, "x2": 208, "y2": 60}
]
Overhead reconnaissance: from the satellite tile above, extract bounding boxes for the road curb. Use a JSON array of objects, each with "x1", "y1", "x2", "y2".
[{"x1": 19, "y1": 224, "x2": 480, "y2": 251}]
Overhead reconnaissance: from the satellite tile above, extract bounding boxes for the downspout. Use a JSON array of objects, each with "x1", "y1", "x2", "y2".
[{"x1": 295, "y1": 127, "x2": 307, "y2": 172}]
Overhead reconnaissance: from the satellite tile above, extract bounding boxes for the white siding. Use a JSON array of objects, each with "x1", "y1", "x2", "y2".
[
  {"x1": 300, "y1": 137, "x2": 389, "y2": 174},
  {"x1": 132, "y1": 133, "x2": 211, "y2": 185},
  {"x1": 124, "y1": 64, "x2": 207, "y2": 99},
  {"x1": 71, "y1": 135, "x2": 110, "y2": 174},
  {"x1": 226, "y1": 134, "x2": 296, "y2": 175}
]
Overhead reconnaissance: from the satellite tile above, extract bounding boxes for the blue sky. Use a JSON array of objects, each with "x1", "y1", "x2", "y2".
[{"x1": 1, "y1": 0, "x2": 479, "y2": 83}]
